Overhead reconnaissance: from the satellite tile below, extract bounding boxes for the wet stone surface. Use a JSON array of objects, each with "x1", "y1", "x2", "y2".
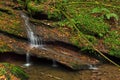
[{"x1": 0, "y1": 52, "x2": 120, "y2": 80}]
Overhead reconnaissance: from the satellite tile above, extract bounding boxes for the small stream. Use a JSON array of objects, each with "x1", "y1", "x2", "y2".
[{"x1": 0, "y1": 52, "x2": 120, "y2": 80}]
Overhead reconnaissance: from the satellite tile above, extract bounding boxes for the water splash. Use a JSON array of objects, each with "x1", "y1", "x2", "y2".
[
  {"x1": 88, "y1": 64, "x2": 98, "y2": 70},
  {"x1": 23, "y1": 52, "x2": 31, "y2": 67},
  {"x1": 43, "y1": 48, "x2": 58, "y2": 67},
  {"x1": 52, "y1": 60, "x2": 58, "y2": 67},
  {"x1": 21, "y1": 12, "x2": 44, "y2": 67}
]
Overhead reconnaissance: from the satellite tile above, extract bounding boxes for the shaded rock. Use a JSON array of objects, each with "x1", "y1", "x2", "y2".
[
  {"x1": 0, "y1": 31, "x2": 100, "y2": 70},
  {"x1": 29, "y1": 45, "x2": 100, "y2": 70}
]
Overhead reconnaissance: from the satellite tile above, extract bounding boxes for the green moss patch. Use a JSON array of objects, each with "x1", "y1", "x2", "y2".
[
  {"x1": 0, "y1": 12, "x2": 24, "y2": 36},
  {"x1": 16, "y1": 0, "x2": 120, "y2": 58},
  {"x1": 104, "y1": 30, "x2": 120, "y2": 57},
  {"x1": 0, "y1": 63, "x2": 28, "y2": 80}
]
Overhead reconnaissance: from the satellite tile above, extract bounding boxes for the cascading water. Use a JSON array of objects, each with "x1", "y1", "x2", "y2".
[
  {"x1": 52, "y1": 60, "x2": 58, "y2": 67},
  {"x1": 88, "y1": 64, "x2": 98, "y2": 70},
  {"x1": 24, "y1": 52, "x2": 31, "y2": 67},
  {"x1": 21, "y1": 12, "x2": 58, "y2": 67},
  {"x1": 21, "y1": 12, "x2": 44, "y2": 67},
  {"x1": 21, "y1": 12, "x2": 43, "y2": 48},
  {"x1": 20, "y1": 12, "x2": 98, "y2": 69}
]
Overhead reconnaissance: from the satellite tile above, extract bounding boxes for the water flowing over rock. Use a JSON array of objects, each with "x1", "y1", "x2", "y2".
[
  {"x1": 0, "y1": 0, "x2": 108, "y2": 70},
  {"x1": 21, "y1": 12, "x2": 43, "y2": 48},
  {"x1": 19, "y1": 12, "x2": 100, "y2": 70},
  {"x1": 1, "y1": 1, "x2": 120, "y2": 80}
]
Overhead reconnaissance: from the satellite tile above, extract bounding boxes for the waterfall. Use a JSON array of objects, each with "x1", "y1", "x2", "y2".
[
  {"x1": 24, "y1": 52, "x2": 31, "y2": 67},
  {"x1": 21, "y1": 12, "x2": 44, "y2": 67},
  {"x1": 21, "y1": 12, "x2": 57, "y2": 67},
  {"x1": 21, "y1": 12, "x2": 43, "y2": 48},
  {"x1": 52, "y1": 60, "x2": 58, "y2": 67}
]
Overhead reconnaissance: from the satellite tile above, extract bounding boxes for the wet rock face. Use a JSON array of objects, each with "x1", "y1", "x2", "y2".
[
  {"x1": 34, "y1": 23, "x2": 72, "y2": 44},
  {"x1": 29, "y1": 45, "x2": 100, "y2": 70},
  {"x1": 0, "y1": 63, "x2": 28, "y2": 80}
]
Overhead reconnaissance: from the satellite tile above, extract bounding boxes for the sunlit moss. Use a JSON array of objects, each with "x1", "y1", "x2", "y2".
[
  {"x1": 104, "y1": 31, "x2": 120, "y2": 57},
  {"x1": 0, "y1": 63, "x2": 29, "y2": 80},
  {"x1": 0, "y1": 11, "x2": 25, "y2": 37}
]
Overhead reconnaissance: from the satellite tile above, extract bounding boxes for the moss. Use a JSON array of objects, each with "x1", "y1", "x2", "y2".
[
  {"x1": 0, "y1": 11, "x2": 25, "y2": 37},
  {"x1": 0, "y1": 7, "x2": 13, "y2": 15},
  {"x1": 0, "y1": 40, "x2": 12, "y2": 53},
  {"x1": 27, "y1": 1, "x2": 44, "y2": 12},
  {"x1": 27, "y1": 1, "x2": 64, "y2": 20},
  {"x1": 0, "y1": 44, "x2": 11, "y2": 52},
  {"x1": 104, "y1": 30, "x2": 120, "y2": 57},
  {"x1": 70, "y1": 62, "x2": 80, "y2": 70},
  {"x1": 0, "y1": 11, "x2": 2, "y2": 16},
  {"x1": 84, "y1": 35, "x2": 98, "y2": 44},
  {"x1": 70, "y1": 37, "x2": 80, "y2": 47},
  {"x1": 0, "y1": 67, "x2": 6, "y2": 76},
  {"x1": 0, "y1": 63, "x2": 29, "y2": 80},
  {"x1": 77, "y1": 14, "x2": 109, "y2": 37},
  {"x1": 70, "y1": 62, "x2": 89, "y2": 70},
  {"x1": 18, "y1": 0, "x2": 120, "y2": 58},
  {"x1": 10, "y1": 66, "x2": 29, "y2": 80},
  {"x1": 109, "y1": 49, "x2": 120, "y2": 57},
  {"x1": 70, "y1": 34, "x2": 98, "y2": 48}
]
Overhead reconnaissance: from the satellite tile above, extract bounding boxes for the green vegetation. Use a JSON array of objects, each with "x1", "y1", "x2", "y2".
[
  {"x1": 0, "y1": 0, "x2": 119, "y2": 68},
  {"x1": 0, "y1": 0, "x2": 26, "y2": 52},
  {"x1": 0, "y1": 9, "x2": 25, "y2": 37},
  {"x1": 92, "y1": 7, "x2": 119, "y2": 20},
  {"x1": 0, "y1": 44, "x2": 11, "y2": 52},
  {"x1": 0, "y1": 63, "x2": 28, "y2": 80},
  {"x1": 17, "y1": 0, "x2": 120, "y2": 59},
  {"x1": 104, "y1": 31, "x2": 120, "y2": 57},
  {"x1": 26, "y1": 0, "x2": 65, "y2": 20},
  {"x1": 0, "y1": 7, "x2": 13, "y2": 15},
  {"x1": 58, "y1": 13, "x2": 109, "y2": 38}
]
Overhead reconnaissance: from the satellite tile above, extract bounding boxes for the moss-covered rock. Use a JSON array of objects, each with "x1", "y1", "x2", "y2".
[
  {"x1": 23, "y1": 0, "x2": 120, "y2": 58},
  {"x1": 104, "y1": 30, "x2": 120, "y2": 57},
  {"x1": 0, "y1": 0, "x2": 27, "y2": 53},
  {"x1": 0, "y1": 0, "x2": 26, "y2": 37},
  {"x1": 0, "y1": 63, "x2": 28, "y2": 80}
]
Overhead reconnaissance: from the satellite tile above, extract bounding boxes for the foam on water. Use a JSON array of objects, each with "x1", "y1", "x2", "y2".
[{"x1": 88, "y1": 64, "x2": 98, "y2": 70}]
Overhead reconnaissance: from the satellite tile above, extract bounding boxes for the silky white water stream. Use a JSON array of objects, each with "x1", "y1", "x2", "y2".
[{"x1": 21, "y1": 12, "x2": 44, "y2": 67}]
